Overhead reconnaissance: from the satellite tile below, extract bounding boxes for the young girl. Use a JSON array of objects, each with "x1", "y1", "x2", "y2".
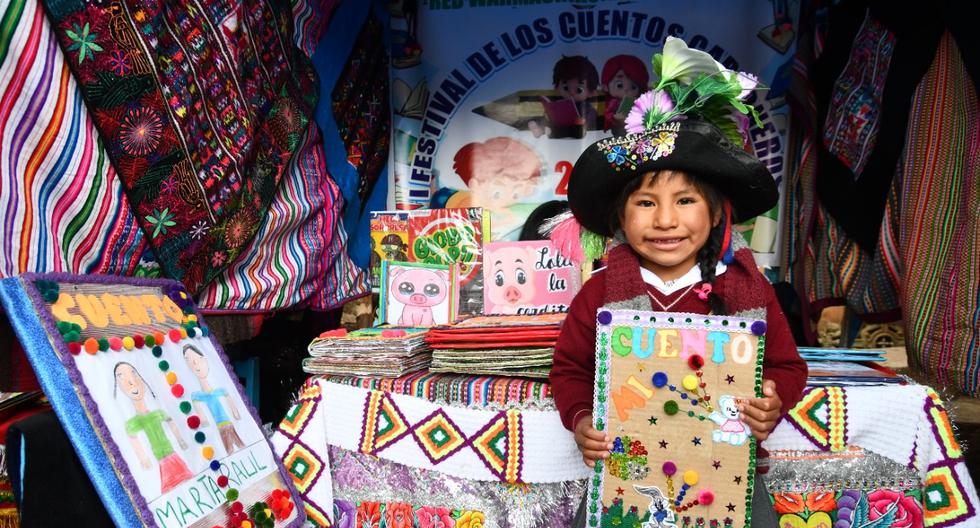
[{"x1": 550, "y1": 118, "x2": 808, "y2": 526}]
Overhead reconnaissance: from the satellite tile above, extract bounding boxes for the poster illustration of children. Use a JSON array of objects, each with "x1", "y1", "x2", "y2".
[
  {"x1": 442, "y1": 136, "x2": 542, "y2": 239},
  {"x1": 528, "y1": 55, "x2": 600, "y2": 139},
  {"x1": 114, "y1": 362, "x2": 192, "y2": 494},
  {"x1": 601, "y1": 55, "x2": 649, "y2": 136},
  {"x1": 183, "y1": 344, "x2": 245, "y2": 454}
]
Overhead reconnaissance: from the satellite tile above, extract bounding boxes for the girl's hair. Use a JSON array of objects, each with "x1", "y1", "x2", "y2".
[
  {"x1": 183, "y1": 344, "x2": 204, "y2": 358},
  {"x1": 113, "y1": 361, "x2": 156, "y2": 399},
  {"x1": 519, "y1": 200, "x2": 570, "y2": 241},
  {"x1": 609, "y1": 171, "x2": 729, "y2": 315}
]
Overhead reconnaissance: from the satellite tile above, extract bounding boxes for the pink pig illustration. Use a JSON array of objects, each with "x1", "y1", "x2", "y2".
[
  {"x1": 390, "y1": 267, "x2": 449, "y2": 326},
  {"x1": 485, "y1": 245, "x2": 538, "y2": 314}
]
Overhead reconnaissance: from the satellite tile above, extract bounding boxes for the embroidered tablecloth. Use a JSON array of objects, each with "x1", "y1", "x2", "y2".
[
  {"x1": 763, "y1": 385, "x2": 978, "y2": 528},
  {"x1": 273, "y1": 379, "x2": 978, "y2": 527}
]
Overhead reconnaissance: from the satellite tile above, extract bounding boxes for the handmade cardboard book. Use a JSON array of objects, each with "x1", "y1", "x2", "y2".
[
  {"x1": 482, "y1": 240, "x2": 581, "y2": 315},
  {"x1": 378, "y1": 261, "x2": 459, "y2": 327},
  {"x1": 0, "y1": 274, "x2": 304, "y2": 528},
  {"x1": 588, "y1": 310, "x2": 765, "y2": 528}
]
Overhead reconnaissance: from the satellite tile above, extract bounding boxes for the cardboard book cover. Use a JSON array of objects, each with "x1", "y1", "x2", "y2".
[
  {"x1": 407, "y1": 207, "x2": 489, "y2": 316},
  {"x1": 482, "y1": 240, "x2": 581, "y2": 315},
  {"x1": 0, "y1": 274, "x2": 304, "y2": 528},
  {"x1": 588, "y1": 310, "x2": 765, "y2": 528},
  {"x1": 378, "y1": 261, "x2": 459, "y2": 327},
  {"x1": 369, "y1": 211, "x2": 410, "y2": 290}
]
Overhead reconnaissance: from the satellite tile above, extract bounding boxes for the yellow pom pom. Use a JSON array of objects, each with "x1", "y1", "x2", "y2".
[
  {"x1": 682, "y1": 374, "x2": 699, "y2": 391},
  {"x1": 683, "y1": 470, "x2": 699, "y2": 486},
  {"x1": 202, "y1": 446, "x2": 214, "y2": 460},
  {"x1": 122, "y1": 336, "x2": 135, "y2": 350},
  {"x1": 165, "y1": 372, "x2": 177, "y2": 385},
  {"x1": 179, "y1": 328, "x2": 188, "y2": 339}
]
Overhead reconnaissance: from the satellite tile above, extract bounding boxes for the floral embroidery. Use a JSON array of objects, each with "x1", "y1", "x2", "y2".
[
  {"x1": 145, "y1": 208, "x2": 176, "y2": 238},
  {"x1": 210, "y1": 251, "x2": 226, "y2": 267},
  {"x1": 648, "y1": 130, "x2": 677, "y2": 160},
  {"x1": 119, "y1": 108, "x2": 163, "y2": 156},
  {"x1": 65, "y1": 22, "x2": 103, "y2": 64},
  {"x1": 190, "y1": 220, "x2": 209, "y2": 240},
  {"x1": 383, "y1": 502, "x2": 414, "y2": 528},
  {"x1": 456, "y1": 510, "x2": 485, "y2": 528},
  {"x1": 223, "y1": 209, "x2": 256, "y2": 250},
  {"x1": 107, "y1": 50, "x2": 131, "y2": 76},
  {"x1": 606, "y1": 145, "x2": 628, "y2": 166},
  {"x1": 356, "y1": 501, "x2": 381, "y2": 528},
  {"x1": 417, "y1": 506, "x2": 456, "y2": 528}
]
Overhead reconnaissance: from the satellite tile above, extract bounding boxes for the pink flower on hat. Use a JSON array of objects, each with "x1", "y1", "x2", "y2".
[{"x1": 626, "y1": 90, "x2": 675, "y2": 134}]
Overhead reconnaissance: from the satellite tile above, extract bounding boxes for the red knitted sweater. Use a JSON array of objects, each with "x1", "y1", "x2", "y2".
[{"x1": 550, "y1": 257, "x2": 808, "y2": 431}]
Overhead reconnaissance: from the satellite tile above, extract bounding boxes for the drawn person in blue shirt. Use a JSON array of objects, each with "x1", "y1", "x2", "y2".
[{"x1": 182, "y1": 344, "x2": 245, "y2": 454}]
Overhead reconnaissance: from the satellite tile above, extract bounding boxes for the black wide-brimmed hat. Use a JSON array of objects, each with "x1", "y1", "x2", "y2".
[{"x1": 567, "y1": 118, "x2": 777, "y2": 238}]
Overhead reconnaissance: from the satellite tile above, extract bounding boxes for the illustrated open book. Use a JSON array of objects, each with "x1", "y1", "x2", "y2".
[{"x1": 0, "y1": 274, "x2": 304, "y2": 527}]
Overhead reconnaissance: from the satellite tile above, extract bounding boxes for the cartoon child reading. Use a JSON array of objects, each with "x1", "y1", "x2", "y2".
[
  {"x1": 601, "y1": 55, "x2": 649, "y2": 136},
  {"x1": 183, "y1": 345, "x2": 245, "y2": 454},
  {"x1": 443, "y1": 136, "x2": 542, "y2": 237},
  {"x1": 114, "y1": 362, "x2": 192, "y2": 493},
  {"x1": 528, "y1": 55, "x2": 600, "y2": 139}
]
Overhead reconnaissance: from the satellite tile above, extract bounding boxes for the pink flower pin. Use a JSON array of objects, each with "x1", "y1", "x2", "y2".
[{"x1": 695, "y1": 283, "x2": 713, "y2": 300}]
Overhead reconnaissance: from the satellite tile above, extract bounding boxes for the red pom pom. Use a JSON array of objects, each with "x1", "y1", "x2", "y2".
[
  {"x1": 171, "y1": 384, "x2": 184, "y2": 397},
  {"x1": 697, "y1": 489, "x2": 715, "y2": 505},
  {"x1": 187, "y1": 416, "x2": 201, "y2": 429},
  {"x1": 68, "y1": 342, "x2": 82, "y2": 355},
  {"x1": 134, "y1": 335, "x2": 145, "y2": 348},
  {"x1": 169, "y1": 329, "x2": 182, "y2": 343},
  {"x1": 217, "y1": 475, "x2": 229, "y2": 488}
]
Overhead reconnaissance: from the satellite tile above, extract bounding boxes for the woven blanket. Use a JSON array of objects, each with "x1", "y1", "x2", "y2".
[
  {"x1": 0, "y1": 0, "x2": 150, "y2": 278},
  {"x1": 765, "y1": 385, "x2": 979, "y2": 527},
  {"x1": 272, "y1": 378, "x2": 587, "y2": 526},
  {"x1": 898, "y1": 32, "x2": 980, "y2": 396},
  {"x1": 42, "y1": 0, "x2": 317, "y2": 293},
  {"x1": 317, "y1": 372, "x2": 553, "y2": 409}
]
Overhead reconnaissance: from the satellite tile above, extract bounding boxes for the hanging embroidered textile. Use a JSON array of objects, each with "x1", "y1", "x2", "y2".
[{"x1": 41, "y1": 0, "x2": 317, "y2": 293}]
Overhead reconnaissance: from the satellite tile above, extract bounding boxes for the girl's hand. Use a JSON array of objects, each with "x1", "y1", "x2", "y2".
[
  {"x1": 574, "y1": 413, "x2": 612, "y2": 467},
  {"x1": 739, "y1": 379, "x2": 783, "y2": 441}
]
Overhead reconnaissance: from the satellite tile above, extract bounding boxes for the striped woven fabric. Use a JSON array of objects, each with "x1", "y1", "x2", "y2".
[
  {"x1": 0, "y1": 0, "x2": 148, "y2": 277},
  {"x1": 196, "y1": 0, "x2": 368, "y2": 310},
  {"x1": 899, "y1": 32, "x2": 980, "y2": 395},
  {"x1": 290, "y1": 0, "x2": 339, "y2": 58},
  {"x1": 197, "y1": 124, "x2": 370, "y2": 310},
  {"x1": 316, "y1": 371, "x2": 553, "y2": 408}
]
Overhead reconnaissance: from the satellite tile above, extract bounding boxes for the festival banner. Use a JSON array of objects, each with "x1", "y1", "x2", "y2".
[{"x1": 387, "y1": 1, "x2": 796, "y2": 264}]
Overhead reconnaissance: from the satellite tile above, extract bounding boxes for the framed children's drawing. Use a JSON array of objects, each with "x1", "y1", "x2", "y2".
[
  {"x1": 378, "y1": 261, "x2": 458, "y2": 327},
  {"x1": 0, "y1": 274, "x2": 304, "y2": 528},
  {"x1": 588, "y1": 310, "x2": 765, "y2": 528}
]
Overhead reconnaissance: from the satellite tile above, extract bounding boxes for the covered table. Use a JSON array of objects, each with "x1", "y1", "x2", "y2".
[{"x1": 272, "y1": 375, "x2": 979, "y2": 527}]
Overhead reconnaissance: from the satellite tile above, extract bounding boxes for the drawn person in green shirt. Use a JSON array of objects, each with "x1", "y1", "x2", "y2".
[
  {"x1": 114, "y1": 362, "x2": 192, "y2": 493},
  {"x1": 183, "y1": 345, "x2": 245, "y2": 454}
]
